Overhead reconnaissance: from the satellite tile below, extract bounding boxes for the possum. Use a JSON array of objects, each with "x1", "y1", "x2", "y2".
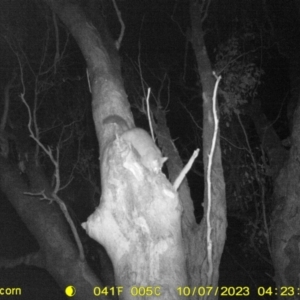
[
  {"x1": 103, "y1": 115, "x2": 167, "y2": 173},
  {"x1": 121, "y1": 128, "x2": 168, "y2": 173}
]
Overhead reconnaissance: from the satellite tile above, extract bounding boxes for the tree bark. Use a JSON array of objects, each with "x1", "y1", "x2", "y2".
[
  {"x1": 249, "y1": 98, "x2": 288, "y2": 180},
  {"x1": 271, "y1": 94, "x2": 300, "y2": 291},
  {"x1": 252, "y1": 1, "x2": 300, "y2": 293},
  {"x1": 44, "y1": 1, "x2": 188, "y2": 299},
  {"x1": 42, "y1": 0, "x2": 134, "y2": 155},
  {"x1": 0, "y1": 155, "x2": 111, "y2": 299},
  {"x1": 189, "y1": 0, "x2": 227, "y2": 295},
  {"x1": 248, "y1": 63, "x2": 300, "y2": 299}
]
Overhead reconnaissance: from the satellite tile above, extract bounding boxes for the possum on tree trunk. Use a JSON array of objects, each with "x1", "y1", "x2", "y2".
[{"x1": 103, "y1": 115, "x2": 167, "y2": 173}]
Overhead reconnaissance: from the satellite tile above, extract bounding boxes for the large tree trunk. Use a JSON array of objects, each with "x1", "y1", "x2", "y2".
[
  {"x1": 189, "y1": 0, "x2": 227, "y2": 296},
  {"x1": 248, "y1": 72, "x2": 300, "y2": 296},
  {"x1": 248, "y1": 2, "x2": 300, "y2": 290},
  {"x1": 271, "y1": 94, "x2": 300, "y2": 292},
  {"x1": 44, "y1": 1, "x2": 188, "y2": 299},
  {"x1": 0, "y1": 154, "x2": 109, "y2": 299}
]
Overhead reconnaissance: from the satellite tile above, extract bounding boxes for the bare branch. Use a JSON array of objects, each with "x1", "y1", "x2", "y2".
[
  {"x1": 112, "y1": 0, "x2": 125, "y2": 50},
  {"x1": 86, "y1": 69, "x2": 92, "y2": 93},
  {"x1": 146, "y1": 88, "x2": 155, "y2": 141},
  {"x1": 0, "y1": 251, "x2": 44, "y2": 269},
  {"x1": 0, "y1": 73, "x2": 16, "y2": 131},
  {"x1": 206, "y1": 73, "x2": 221, "y2": 284},
  {"x1": 173, "y1": 149, "x2": 200, "y2": 190},
  {"x1": 24, "y1": 191, "x2": 85, "y2": 261},
  {"x1": 201, "y1": 0, "x2": 212, "y2": 23},
  {"x1": 52, "y1": 11, "x2": 60, "y2": 73}
]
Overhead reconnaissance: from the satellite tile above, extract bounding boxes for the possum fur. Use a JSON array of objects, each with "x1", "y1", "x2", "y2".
[{"x1": 103, "y1": 115, "x2": 167, "y2": 172}]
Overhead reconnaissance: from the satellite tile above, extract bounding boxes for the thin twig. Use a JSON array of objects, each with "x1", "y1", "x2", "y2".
[
  {"x1": 173, "y1": 149, "x2": 199, "y2": 190},
  {"x1": 112, "y1": 0, "x2": 125, "y2": 50},
  {"x1": 146, "y1": 88, "x2": 154, "y2": 141},
  {"x1": 206, "y1": 74, "x2": 221, "y2": 284}
]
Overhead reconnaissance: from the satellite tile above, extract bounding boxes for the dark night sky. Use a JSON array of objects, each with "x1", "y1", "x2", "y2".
[{"x1": 0, "y1": 0, "x2": 300, "y2": 299}]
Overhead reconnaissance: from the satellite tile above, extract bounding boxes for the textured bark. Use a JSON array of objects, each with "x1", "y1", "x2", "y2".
[
  {"x1": 249, "y1": 63, "x2": 300, "y2": 294},
  {"x1": 154, "y1": 104, "x2": 201, "y2": 291},
  {"x1": 44, "y1": 1, "x2": 188, "y2": 298},
  {"x1": 155, "y1": 105, "x2": 196, "y2": 226},
  {"x1": 189, "y1": 0, "x2": 227, "y2": 296},
  {"x1": 271, "y1": 95, "x2": 300, "y2": 291},
  {"x1": 254, "y1": 2, "x2": 300, "y2": 292},
  {"x1": 0, "y1": 155, "x2": 112, "y2": 300},
  {"x1": 249, "y1": 98, "x2": 288, "y2": 180},
  {"x1": 83, "y1": 137, "x2": 187, "y2": 299},
  {"x1": 43, "y1": 0, "x2": 134, "y2": 156}
]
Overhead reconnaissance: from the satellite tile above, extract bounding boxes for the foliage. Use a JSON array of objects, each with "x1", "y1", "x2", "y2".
[
  {"x1": 215, "y1": 30, "x2": 272, "y2": 263},
  {"x1": 215, "y1": 35, "x2": 264, "y2": 117}
]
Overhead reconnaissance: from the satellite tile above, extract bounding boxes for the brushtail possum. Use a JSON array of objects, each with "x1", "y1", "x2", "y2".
[{"x1": 103, "y1": 115, "x2": 167, "y2": 173}]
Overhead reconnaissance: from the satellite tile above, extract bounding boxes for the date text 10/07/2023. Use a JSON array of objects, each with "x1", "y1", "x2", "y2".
[{"x1": 91, "y1": 286, "x2": 300, "y2": 297}]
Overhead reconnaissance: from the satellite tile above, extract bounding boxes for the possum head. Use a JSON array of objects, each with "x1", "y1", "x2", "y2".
[{"x1": 120, "y1": 128, "x2": 167, "y2": 173}]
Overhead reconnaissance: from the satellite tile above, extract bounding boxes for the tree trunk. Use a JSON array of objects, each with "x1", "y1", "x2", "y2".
[
  {"x1": 44, "y1": 1, "x2": 188, "y2": 299},
  {"x1": 250, "y1": 2, "x2": 300, "y2": 293},
  {"x1": 189, "y1": 0, "x2": 227, "y2": 296},
  {"x1": 248, "y1": 68, "x2": 300, "y2": 297},
  {"x1": 0, "y1": 154, "x2": 109, "y2": 299},
  {"x1": 271, "y1": 94, "x2": 300, "y2": 292}
]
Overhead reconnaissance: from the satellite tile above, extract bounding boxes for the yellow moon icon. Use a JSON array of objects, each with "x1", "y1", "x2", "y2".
[{"x1": 65, "y1": 286, "x2": 76, "y2": 297}]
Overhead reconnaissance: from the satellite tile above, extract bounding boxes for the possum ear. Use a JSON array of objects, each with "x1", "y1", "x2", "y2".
[{"x1": 161, "y1": 157, "x2": 168, "y2": 164}]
